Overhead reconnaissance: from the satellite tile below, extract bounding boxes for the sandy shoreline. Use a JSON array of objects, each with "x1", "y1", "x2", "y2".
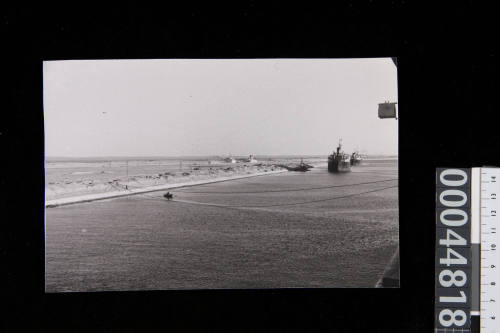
[
  {"x1": 45, "y1": 169, "x2": 290, "y2": 208},
  {"x1": 44, "y1": 156, "x2": 389, "y2": 205},
  {"x1": 46, "y1": 162, "x2": 293, "y2": 200},
  {"x1": 44, "y1": 158, "x2": 328, "y2": 207}
]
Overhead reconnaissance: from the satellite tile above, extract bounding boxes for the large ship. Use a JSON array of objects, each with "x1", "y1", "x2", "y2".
[
  {"x1": 328, "y1": 140, "x2": 352, "y2": 173},
  {"x1": 350, "y1": 151, "x2": 362, "y2": 166}
]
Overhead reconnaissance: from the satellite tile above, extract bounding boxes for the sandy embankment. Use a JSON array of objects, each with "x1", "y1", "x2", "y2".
[{"x1": 45, "y1": 162, "x2": 302, "y2": 206}]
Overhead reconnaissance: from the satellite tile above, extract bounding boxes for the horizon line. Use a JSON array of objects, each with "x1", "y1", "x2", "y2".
[{"x1": 45, "y1": 153, "x2": 399, "y2": 159}]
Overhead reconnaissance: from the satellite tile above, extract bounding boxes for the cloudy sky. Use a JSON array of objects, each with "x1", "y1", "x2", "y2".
[{"x1": 44, "y1": 58, "x2": 398, "y2": 157}]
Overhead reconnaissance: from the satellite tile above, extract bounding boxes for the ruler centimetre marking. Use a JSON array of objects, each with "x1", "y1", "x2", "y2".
[
  {"x1": 479, "y1": 168, "x2": 500, "y2": 333},
  {"x1": 472, "y1": 168, "x2": 481, "y2": 320}
]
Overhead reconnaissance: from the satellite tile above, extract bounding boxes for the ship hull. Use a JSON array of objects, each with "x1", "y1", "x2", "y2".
[
  {"x1": 328, "y1": 157, "x2": 352, "y2": 173},
  {"x1": 350, "y1": 158, "x2": 362, "y2": 166},
  {"x1": 328, "y1": 140, "x2": 352, "y2": 173}
]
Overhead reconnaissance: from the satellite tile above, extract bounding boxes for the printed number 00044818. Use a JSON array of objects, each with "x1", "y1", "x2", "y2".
[{"x1": 436, "y1": 169, "x2": 471, "y2": 329}]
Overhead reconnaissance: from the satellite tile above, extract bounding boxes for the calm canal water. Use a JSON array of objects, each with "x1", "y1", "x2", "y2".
[{"x1": 45, "y1": 159, "x2": 398, "y2": 291}]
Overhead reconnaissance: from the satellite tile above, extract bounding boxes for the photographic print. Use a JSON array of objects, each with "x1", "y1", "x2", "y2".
[{"x1": 44, "y1": 58, "x2": 399, "y2": 292}]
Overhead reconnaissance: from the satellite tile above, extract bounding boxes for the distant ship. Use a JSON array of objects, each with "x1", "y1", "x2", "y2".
[
  {"x1": 245, "y1": 155, "x2": 258, "y2": 163},
  {"x1": 328, "y1": 140, "x2": 351, "y2": 173},
  {"x1": 350, "y1": 151, "x2": 362, "y2": 166}
]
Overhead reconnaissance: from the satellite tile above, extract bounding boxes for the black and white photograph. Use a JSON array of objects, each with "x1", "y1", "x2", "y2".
[{"x1": 43, "y1": 58, "x2": 399, "y2": 292}]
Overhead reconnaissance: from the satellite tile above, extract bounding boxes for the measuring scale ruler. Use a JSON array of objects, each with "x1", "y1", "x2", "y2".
[
  {"x1": 436, "y1": 167, "x2": 500, "y2": 332},
  {"x1": 478, "y1": 167, "x2": 500, "y2": 332}
]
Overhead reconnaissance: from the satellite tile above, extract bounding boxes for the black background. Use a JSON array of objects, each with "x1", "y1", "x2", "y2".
[{"x1": 2, "y1": 2, "x2": 498, "y2": 332}]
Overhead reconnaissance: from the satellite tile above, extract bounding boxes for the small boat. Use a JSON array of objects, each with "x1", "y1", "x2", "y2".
[{"x1": 328, "y1": 140, "x2": 351, "y2": 173}]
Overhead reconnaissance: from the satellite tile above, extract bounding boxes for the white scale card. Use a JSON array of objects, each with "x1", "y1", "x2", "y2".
[{"x1": 479, "y1": 168, "x2": 500, "y2": 333}]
